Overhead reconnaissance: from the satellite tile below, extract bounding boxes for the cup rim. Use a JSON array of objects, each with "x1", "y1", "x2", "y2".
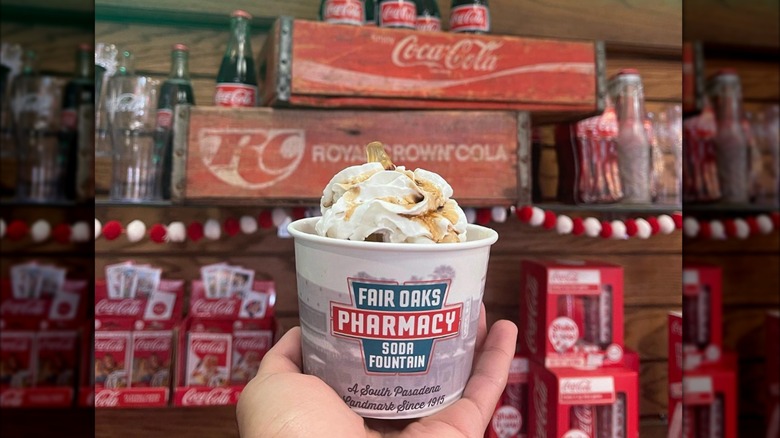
[{"x1": 287, "y1": 217, "x2": 498, "y2": 252}]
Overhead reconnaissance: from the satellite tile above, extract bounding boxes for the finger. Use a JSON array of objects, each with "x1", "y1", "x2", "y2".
[
  {"x1": 429, "y1": 320, "x2": 517, "y2": 437},
  {"x1": 256, "y1": 326, "x2": 303, "y2": 376}
]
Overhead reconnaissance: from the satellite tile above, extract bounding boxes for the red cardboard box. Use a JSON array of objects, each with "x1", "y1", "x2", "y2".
[
  {"x1": 487, "y1": 356, "x2": 529, "y2": 438},
  {"x1": 519, "y1": 260, "x2": 624, "y2": 369},
  {"x1": 682, "y1": 264, "x2": 723, "y2": 369},
  {"x1": 668, "y1": 311, "x2": 684, "y2": 438},
  {"x1": 172, "y1": 280, "x2": 276, "y2": 407},
  {"x1": 528, "y1": 361, "x2": 639, "y2": 438},
  {"x1": 681, "y1": 358, "x2": 738, "y2": 438},
  {"x1": 767, "y1": 311, "x2": 779, "y2": 437}
]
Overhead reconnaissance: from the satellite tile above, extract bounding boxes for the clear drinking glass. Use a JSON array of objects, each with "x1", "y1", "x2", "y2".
[
  {"x1": 11, "y1": 75, "x2": 66, "y2": 201},
  {"x1": 106, "y1": 75, "x2": 162, "y2": 201}
]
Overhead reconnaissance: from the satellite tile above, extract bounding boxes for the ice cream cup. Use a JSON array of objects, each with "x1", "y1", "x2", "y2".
[{"x1": 288, "y1": 217, "x2": 499, "y2": 419}]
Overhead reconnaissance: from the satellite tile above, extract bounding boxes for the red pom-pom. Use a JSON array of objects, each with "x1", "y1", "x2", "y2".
[
  {"x1": 723, "y1": 219, "x2": 737, "y2": 237},
  {"x1": 6, "y1": 220, "x2": 29, "y2": 241},
  {"x1": 542, "y1": 211, "x2": 557, "y2": 229},
  {"x1": 150, "y1": 223, "x2": 167, "y2": 243},
  {"x1": 291, "y1": 207, "x2": 307, "y2": 220},
  {"x1": 476, "y1": 208, "x2": 492, "y2": 225},
  {"x1": 747, "y1": 217, "x2": 760, "y2": 234},
  {"x1": 572, "y1": 218, "x2": 585, "y2": 236},
  {"x1": 258, "y1": 211, "x2": 274, "y2": 229},
  {"x1": 223, "y1": 217, "x2": 240, "y2": 237},
  {"x1": 599, "y1": 221, "x2": 613, "y2": 238},
  {"x1": 624, "y1": 219, "x2": 638, "y2": 237},
  {"x1": 698, "y1": 221, "x2": 711, "y2": 239},
  {"x1": 52, "y1": 223, "x2": 71, "y2": 244},
  {"x1": 517, "y1": 205, "x2": 533, "y2": 222},
  {"x1": 187, "y1": 222, "x2": 204, "y2": 242},
  {"x1": 102, "y1": 221, "x2": 123, "y2": 241},
  {"x1": 646, "y1": 217, "x2": 660, "y2": 234},
  {"x1": 672, "y1": 213, "x2": 683, "y2": 229}
]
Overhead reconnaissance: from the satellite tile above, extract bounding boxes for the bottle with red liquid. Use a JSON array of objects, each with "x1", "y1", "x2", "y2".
[
  {"x1": 61, "y1": 44, "x2": 95, "y2": 200},
  {"x1": 611, "y1": 69, "x2": 652, "y2": 204},
  {"x1": 449, "y1": 0, "x2": 490, "y2": 34},
  {"x1": 319, "y1": 0, "x2": 365, "y2": 26},
  {"x1": 157, "y1": 44, "x2": 194, "y2": 199},
  {"x1": 414, "y1": 0, "x2": 441, "y2": 31},
  {"x1": 377, "y1": 0, "x2": 417, "y2": 29},
  {"x1": 215, "y1": 10, "x2": 258, "y2": 107},
  {"x1": 709, "y1": 69, "x2": 749, "y2": 204}
]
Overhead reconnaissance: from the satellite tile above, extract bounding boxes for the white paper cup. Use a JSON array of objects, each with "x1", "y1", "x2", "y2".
[{"x1": 288, "y1": 217, "x2": 498, "y2": 419}]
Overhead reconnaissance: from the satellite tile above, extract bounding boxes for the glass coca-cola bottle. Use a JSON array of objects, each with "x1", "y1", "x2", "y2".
[
  {"x1": 156, "y1": 44, "x2": 194, "y2": 199},
  {"x1": 611, "y1": 69, "x2": 652, "y2": 204},
  {"x1": 61, "y1": 44, "x2": 95, "y2": 200},
  {"x1": 709, "y1": 69, "x2": 749, "y2": 204},
  {"x1": 449, "y1": 0, "x2": 490, "y2": 34},
  {"x1": 320, "y1": 0, "x2": 365, "y2": 26},
  {"x1": 377, "y1": 0, "x2": 416, "y2": 29},
  {"x1": 96, "y1": 50, "x2": 133, "y2": 158},
  {"x1": 215, "y1": 10, "x2": 258, "y2": 107},
  {"x1": 414, "y1": 0, "x2": 441, "y2": 31},
  {"x1": 365, "y1": 0, "x2": 377, "y2": 25}
]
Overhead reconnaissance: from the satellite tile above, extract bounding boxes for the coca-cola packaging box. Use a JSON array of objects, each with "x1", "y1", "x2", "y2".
[
  {"x1": 173, "y1": 106, "x2": 521, "y2": 206},
  {"x1": 680, "y1": 356, "x2": 738, "y2": 438},
  {"x1": 528, "y1": 361, "x2": 639, "y2": 438},
  {"x1": 767, "y1": 311, "x2": 779, "y2": 437},
  {"x1": 682, "y1": 264, "x2": 723, "y2": 369},
  {"x1": 519, "y1": 260, "x2": 625, "y2": 369},
  {"x1": 668, "y1": 311, "x2": 684, "y2": 438},
  {"x1": 486, "y1": 356, "x2": 529, "y2": 438},
  {"x1": 0, "y1": 277, "x2": 89, "y2": 408},
  {"x1": 173, "y1": 280, "x2": 276, "y2": 407},
  {"x1": 93, "y1": 276, "x2": 184, "y2": 408},
  {"x1": 259, "y1": 18, "x2": 605, "y2": 114}
]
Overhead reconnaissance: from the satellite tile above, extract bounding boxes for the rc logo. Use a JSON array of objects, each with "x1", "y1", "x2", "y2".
[{"x1": 331, "y1": 278, "x2": 462, "y2": 374}]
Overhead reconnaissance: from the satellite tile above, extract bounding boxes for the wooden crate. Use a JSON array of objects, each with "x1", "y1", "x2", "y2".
[
  {"x1": 171, "y1": 106, "x2": 529, "y2": 206},
  {"x1": 259, "y1": 17, "x2": 606, "y2": 115}
]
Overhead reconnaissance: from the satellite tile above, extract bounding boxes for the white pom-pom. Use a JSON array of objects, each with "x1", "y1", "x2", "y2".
[
  {"x1": 204, "y1": 219, "x2": 221, "y2": 240},
  {"x1": 683, "y1": 217, "x2": 699, "y2": 237},
  {"x1": 464, "y1": 208, "x2": 477, "y2": 224},
  {"x1": 271, "y1": 208, "x2": 289, "y2": 227},
  {"x1": 734, "y1": 218, "x2": 750, "y2": 239},
  {"x1": 635, "y1": 218, "x2": 651, "y2": 239},
  {"x1": 240, "y1": 215, "x2": 258, "y2": 234},
  {"x1": 491, "y1": 206, "x2": 508, "y2": 223},
  {"x1": 0, "y1": 219, "x2": 5, "y2": 238},
  {"x1": 556, "y1": 215, "x2": 573, "y2": 234},
  {"x1": 95, "y1": 219, "x2": 102, "y2": 239},
  {"x1": 31, "y1": 220, "x2": 51, "y2": 242},
  {"x1": 126, "y1": 220, "x2": 147, "y2": 242},
  {"x1": 611, "y1": 220, "x2": 627, "y2": 239},
  {"x1": 529, "y1": 207, "x2": 545, "y2": 227},
  {"x1": 658, "y1": 214, "x2": 675, "y2": 234},
  {"x1": 710, "y1": 220, "x2": 726, "y2": 240},
  {"x1": 583, "y1": 217, "x2": 601, "y2": 237},
  {"x1": 756, "y1": 214, "x2": 773, "y2": 234},
  {"x1": 167, "y1": 222, "x2": 186, "y2": 242},
  {"x1": 71, "y1": 221, "x2": 90, "y2": 242}
]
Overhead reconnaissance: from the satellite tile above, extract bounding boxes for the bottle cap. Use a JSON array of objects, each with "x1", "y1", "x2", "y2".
[
  {"x1": 231, "y1": 9, "x2": 252, "y2": 19},
  {"x1": 172, "y1": 43, "x2": 189, "y2": 52}
]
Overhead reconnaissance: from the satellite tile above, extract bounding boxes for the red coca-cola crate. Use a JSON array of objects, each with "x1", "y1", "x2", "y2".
[
  {"x1": 681, "y1": 355, "x2": 738, "y2": 438},
  {"x1": 682, "y1": 263, "x2": 723, "y2": 369},
  {"x1": 528, "y1": 361, "x2": 639, "y2": 438},
  {"x1": 258, "y1": 18, "x2": 605, "y2": 115},
  {"x1": 767, "y1": 311, "x2": 779, "y2": 437},
  {"x1": 171, "y1": 106, "x2": 527, "y2": 205},
  {"x1": 172, "y1": 280, "x2": 276, "y2": 407},
  {"x1": 486, "y1": 356, "x2": 529, "y2": 438},
  {"x1": 518, "y1": 260, "x2": 625, "y2": 369}
]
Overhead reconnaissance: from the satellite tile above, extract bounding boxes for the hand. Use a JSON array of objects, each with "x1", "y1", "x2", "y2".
[{"x1": 237, "y1": 305, "x2": 518, "y2": 438}]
